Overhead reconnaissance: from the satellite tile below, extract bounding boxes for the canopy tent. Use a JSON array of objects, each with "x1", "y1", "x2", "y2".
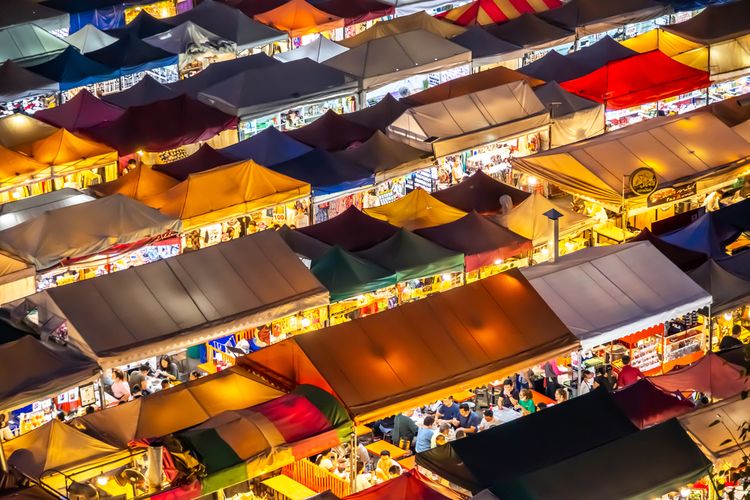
[
  {"x1": 437, "y1": 0, "x2": 561, "y2": 27},
  {"x1": 346, "y1": 470, "x2": 455, "y2": 500},
  {"x1": 234, "y1": 0, "x2": 289, "y2": 17},
  {"x1": 277, "y1": 225, "x2": 331, "y2": 261},
  {"x1": 496, "y1": 192, "x2": 590, "y2": 245},
  {"x1": 102, "y1": 75, "x2": 179, "y2": 108},
  {"x1": 621, "y1": 29, "x2": 708, "y2": 72},
  {"x1": 484, "y1": 13, "x2": 575, "y2": 49},
  {"x1": 632, "y1": 228, "x2": 708, "y2": 271},
  {"x1": 718, "y1": 248, "x2": 750, "y2": 281},
  {"x1": 310, "y1": 246, "x2": 397, "y2": 301},
  {"x1": 416, "y1": 388, "x2": 637, "y2": 493},
  {"x1": 198, "y1": 58, "x2": 357, "y2": 119},
  {"x1": 680, "y1": 394, "x2": 750, "y2": 466},
  {"x1": 34, "y1": 230, "x2": 328, "y2": 367},
  {"x1": 164, "y1": 0, "x2": 287, "y2": 51},
  {"x1": 287, "y1": 110, "x2": 375, "y2": 151},
  {"x1": 297, "y1": 206, "x2": 399, "y2": 251},
  {"x1": 64, "y1": 24, "x2": 117, "y2": 54},
  {"x1": 29, "y1": 128, "x2": 117, "y2": 172},
  {"x1": 538, "y1": 0, "x2": 668, "y2": 36},
  {"x1": 660, "y1": 213, "x2": 730, "y2": 258},
  {"x1": 0, "y1": 194, "x2": 180, "y2": 270},
  {"x1": 649, "y1": 352, "x2": 750, "y2": 400},
  {"x1": 356, "y1": 228, "x2": 464, "y2": 282},
  {"x1": 612, "y1": 379, "x2": 695, "y2": 429},
  {"x1": 323, "y1": 30, "x2": 472, "y2": 93},
  {"x1": 488, "y1": 419, "x2": 710, "y2": 500},
  {"x1": 416, "y1": 211, "x2": 532, "y2": 271},
  {"x1": 534, "y1": 81, "x2": 605, "y2": 147},
  {"x1": 0, "y1": 113, "x2": 57, "y2": 150},
  {"x1": 72, "y1": 366, "x2": 284, "y2": 447},
  {"x1": 82, "y1": 94, "x2": 238, "y2": 155},
  {"x1": 664, "y1": 0, "x2": 750, "y2": 45},
  {"x1": 92, "y1": 165, "x2": 179, "y2": 201},
  {"x1": 0, "y1": 24, "x2": 69, "y2": 66},
  {"x1": 513, "y1": 112, "x2": 750, "y2": 209},
  {"x1": 518, "y1": 49, "x2": 589, "y2": 83},
  {"x1": 450, "y1": 26, "x2": 523, "y2": 67},
  {"x1": 143, "y1": 160, "x2": 311, "y2": 231},
  {"x1": 0, "y1": 252, "x2": 35, "y2": 306},
  {"x1": 339, "y1": 11, "x2": 466, "y2": 48},
  {"x1": 0, "y1": 0, "x2": 69, "y2": 34},
  {"x1": 342, "y1": 93, "x2": 408, "y2": 131},
  {"x1": 26, "y1": 46, "x2": 120, "y2": 91},
  {"x1": 402, "y1": 65, "x2": 544, "y2": 107},
  {"x1": 34, "y1": 89, "x2": 124, "y2": 132},
  {"x1": 143, "y1": 21, "x2": 235, "y2": 56},
  {"x1": 388, "y1": 80, "x2": 550, "y2": 158},
  {"x1": 153, "y1": 144, "x2": 234, "y2": 181},
  {"x1": 432, "y1": 170, "x2": 530, "y2": 213},
  {"x1": 268, "y1": 148, "x2": 374, "y2": 196},
  {"x1": 220, "y1": 126, "x2": 312, "y2": 166},
  {"x1": 106, "y1": 11, "x2": 171, "y2": 39},
  {"x1": 364, "y1": 188, "x2": 467, "y2": 230},
  {"x1": 274, "y1": 35, "x2": 348, "y2": 63},
  {"x1": 87, "y1": 33, "x2": 178, "y2": 77},
  {"x1": 334, "y1": 130, "x2": 432, "y2": 183},
  {"x1": 687, "y1": 260, "x2": 750, "y2": 313},
  {"x1": 0, "y1": 60, "x2": 59, "y2": 104},
  {"x1": 0, "y1": 335, "x2": 97, "y2": 412},
  {"x1": 0, "y1": 188, "x2": 94, "y2": 232},
  {"x1": 238, "y1": 268, "x2": 577, "y2": 423},
  {"x1": 314, "y1": 0, "x2": 395, "y2": 25},
  {"x1": 0, "y1": 145, "x2": 49, "y2": 187},
  {"x1": 253, "y1": 0, "x2": 345, "y2": 38},
  {"x1": 382, "y1": 0, "x2": 467, "y2": 16},
  {"x1": 560, "y1": 50, "x2": 711, "y2": 110},
  {"x1": 520, "y1": 242, "x2": 712, "y2": 349}
]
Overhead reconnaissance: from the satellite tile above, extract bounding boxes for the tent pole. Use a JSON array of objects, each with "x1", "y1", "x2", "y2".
[
  {"x1": 349, "y1": 427, "x2": 357, "y2": 494},
  {"x1": 707, "y1": 305, "x2": 713, "y2": 353},
  {"x1": 576, "y1": 349, "x2": 583, "y2": 396},
  {"x1": 0, "y1": 436, "x2": 7, "y2": 473},
  {"x1": 98, "y1": 371, "x2": 107, "y2": 410}
]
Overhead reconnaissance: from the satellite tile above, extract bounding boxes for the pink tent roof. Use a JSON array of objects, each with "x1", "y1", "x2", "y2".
[
  {"x1": 344, "y1": 470, "x2": 455, "y2": 499},
  {"x1": 649, "y1": 352, "x2": 749, "y2": 400},
  {"x1": 612, "y1": 379, "x2": 695, "y2": 429},
  {"x1": 35, "y1": 89, "x2": 124, "y2": 132}
]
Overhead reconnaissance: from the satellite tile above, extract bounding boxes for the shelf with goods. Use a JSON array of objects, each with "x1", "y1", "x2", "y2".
[
  {"x1": 397, "y1": 272, "x2": 463, "y2": 304},
  {"x1": 328, "y1": 286, "x2": 398, "y2": 326}
]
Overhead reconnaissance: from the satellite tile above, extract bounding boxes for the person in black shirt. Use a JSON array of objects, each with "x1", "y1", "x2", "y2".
[
  {"x1": 594, "y1": 367, "x2": 614, "y2": 392},
  {"x1": 499, "y1": 379, "x2": 519, "y2": 408},
  {"x1": 719, "y1": 325, "x2": 744, "y2": 350}
]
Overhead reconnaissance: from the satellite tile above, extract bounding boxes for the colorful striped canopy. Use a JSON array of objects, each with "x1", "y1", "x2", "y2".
[{"x1": 437, "y1": 0, "x2": 562, "y2": 26}]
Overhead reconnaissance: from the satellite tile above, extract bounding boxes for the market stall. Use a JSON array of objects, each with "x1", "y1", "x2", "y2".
[
  {"x1": 106, "y1": 11, "x2": 172, "y2": 39},
  {"x1": 298, "y1": 205, "x2": 399, "y2": 251},
  {"x1": 64, "y1": 24, "x2": 118, "y2": 54},
  {"x1": 649, "y1": 352, "x2": 750, "y2": 400},
  {"x1": 484, "y1": 13, "x2": 575, "y2": 51},
  {"x1": 220, "y1": 126, "x2": 312, "y2": 166},
  {"x1": 0, "y1": 252, "x2": 35, "y2": 304},
  {"x1": 339, "y1": 11, "x2": 466, "y2": 49},
  {"x1": 102, "y1": 74, "x2": 178, "y2": 108},
  {"x1": 0, "y1": 189, "x2": 94, "y2": 234},
  {"x1": 0, "y1": 61, "x2": 58, "y2": 117},
  {"x1": 341, "y1": 93, "x2": 408, "y2": 131},
  {"x1": 0, "y1": 113, "x2": 57, "y2": 149},
  {"x1": 275, "y1": 35, "x2": 348, "y2": 63},
  {"x1": 537, "y1": 0, "x2": 668, "y2": 37},
  {"x1": 314, "y1": 0, "x2": 394, "y2": 27},
  {"x1": 26, "y1": 46, "x2": 122, "y2": 99},
  {"x1": 253, "y1": 0, "x2": 345, "y2": 39},
  {"x1": 438, "y1": 0, "x2": 561, "y2": 26},
  {"x1": 364, "y1": 188, "x2": 467, "y2": 230},
  {"x1": 0, "y1": 24, "x2": 68, "y2": 67},
  {"x1": 345, "y1": 469, "x2": 456, "y2": 499},
  {"x1": 0, "y1": 145, "x2": 50, "y2": 199},
  {"x1": 432, "y1": 170, "x2": 530, "y2": 213},
  {"x1": 632, "y1": 228, "x2": 708, "y2": 271},
  {"x1": 277, "y1": 224, "x2": 332, "y2": 263},
  {"x1": 1, "y1": 0, "x2": 69, "y2": 35},
  {"x1": 660, "y1": 212, "x2": 735, "y2": 258},
  {"x1": 152, "y1": 144, "x2": 234, "y2": 180},
  {"x1": 287, "y1": 109, "x2": 375, "y2": 151},
  {"x1": 93, "y1": 165, "x2": 179, "y2": 201},
  {"x1": 34, "y1": 89, "x2": 124, "y2": 132},
  {"x1": 534, "y1": 81, "x2": 605, "y2": 147},
  {"x1": 87, "y1": 32, "x2": 179, "y2": 88},
  {"x1": 611, "y1": 378, "x2": 695, "y2": 429},
  {"x1": 451, "y1": 27, "x2": 524, "y2": 69},
  {"x1": 679, "y1": 394, "x2": 750, "y2": 466}
]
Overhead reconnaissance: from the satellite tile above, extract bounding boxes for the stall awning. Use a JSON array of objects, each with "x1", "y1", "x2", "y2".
[
  {"x1": 660, "y1": 213, "x2": 732, "y2": 258},
  {"x1": 485, "y1": 13, "x2": 574, "y2": 49},
  {"x1": 253, "y1": 0, "x2": 344, "y2": 38},
  {"x1": 0, "y1": 188, "x2": 94, "y2": 232},
  {"x1": 30, "y1": 128, "x2": 117, "y2": 171},
  {"x1": 621, "y1": 29, "x2": 708, "y2": 72},
  {"x1": 92, "y1": 165, "x2": 179, "y2": 201},
  {"x1": 275, "y1": 35, "x2": 348, "y2": 63},
  {"x1": 311, "y1": 246, "x2": 397, "y2": 301},
  {"x1": 534, "y1": 81, "x2": 605, "y2": 147},
  {"x1": 220, "y1": 126, "x2": 312, "y2": 166},
  {"x1": 0, "y1": 114, "x2": 56, "y2": 150},
  {"x1": 664, "y1": 0, "x2": 750, "y2": 45},
  {"x1": 438, "y1": 0, "x2": 562, "y2": 26},
  {"x1": 538, "y1": 0, "x2": 668, "y2": 37},
  {"x1": 238, "y1": 268, "x2": 577, "y2": 423},
  {"x1": 64, "y1": 24, "x2": 117, "y2": 54},
  {"x1": 364, "y1": 188, "x2": 467, "y2": 230},
  {"x1": 1, "y1": 0, "x2": 69, "y2": 34},
  {"x1": 35, "y1": 89, "x2": 124, "y2": 133},
  {"x1": 35, "y1": 230, "x2": 328, "y2": 367},
  {"x1": 612, "y1": 379, "x2": 695, "y2": 429},
  {"x1": 680, "y1": 394, "x2": 750, "y2": 465},
  {"x1": 0, "y1": 251, "x2": 36, "y2": 304},
  {"x1": 451, "y1": 26, "x2": 523, "y2": 67},
  {"x1": 0, "y1": 61, "x2": 59, "y2": 103},
  {"x1": 287, "y1": 109, "x2": 375, "y2": 152},
  {"x1": 687, "y1": 259, "x2": 750, "y2": 314},
  {"x1": 342, "y1": 93, "x2": 408, "y2": 132},
  {"x1": 153, "y1": 144, "x2": 235, "y2": 181},
  {"x1": 0, "y1": 144, "x2": 49, "y2": 186},
  {"x1": 339, "y1": 11, "x2": 466, "y2": 48},
  {"x1": 102, "y1": 75, "x2": 179, "y2": 109},
  {"x1": 297, "y1": 206, "x2": 399, "y2": 251},
  {"x1": 314, "y1": 0, "x2": 395, "y2": 26},
  {"x1": 649, "y1": 352, "x2": 750, "y2": 400},
  {"x1": 87, "y1": 33, "x2": 178, "y2": 77},
  {"x1": 432, "y1": 170, "x2": 529, "y2": 213},
  {"x1": 496, "y1": 192, "x2": 591, "y2": 245},
  {"x1": 26, "y1": 46, "x2": 120, "y2": 91},
  {"x1": 632, "y1": 228, "x2": 708, "y2": 272},
  {"x1": 0, "y1": 24, "x2": 69, "y2": 66}
]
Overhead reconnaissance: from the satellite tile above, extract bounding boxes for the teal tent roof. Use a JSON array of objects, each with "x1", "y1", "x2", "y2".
[{"x1": 311, "y1": 246, "x2": 397, "y2": 301}]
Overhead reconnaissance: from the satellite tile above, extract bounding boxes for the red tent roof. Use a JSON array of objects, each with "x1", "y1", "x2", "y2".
[
  {"x1": 649, "y1": 352, "x2": 750, "y2": 400},
  {"x1": 612, "y1": 379, "x2": 695, "y2": 429},
  {"x1": 436, "y1": 0, "x2": 562, "y2": 27},
  {"x1": 287, "y1": 110, "x2": 375, "y2": 151},
  {"x1": 315, "y1": 0, "x2": 394, "y2": 25},
  {"x1": 345, "y1": 470, "x2": 454, "y2": 499},
  {"x1": 560, "y1": 50, "x2": 710, "y2": 110},
  {"x1": 35, "y1": 89, "x2": 124, "y2": 132}
]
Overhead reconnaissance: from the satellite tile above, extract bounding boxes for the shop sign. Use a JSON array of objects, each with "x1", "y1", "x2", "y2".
[
  {"x1": 79, "y1": 382, "x2": 97, "y2": 407},
  {"x1": 647, "y1": 183, "x2": 697, "y2": 207},
  {"x1": 628, "y1": 167, "x2": 658, "y2": 196}
]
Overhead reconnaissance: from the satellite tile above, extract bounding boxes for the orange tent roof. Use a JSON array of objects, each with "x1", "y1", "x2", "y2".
[
  {"x1": 143, "y1": 159, "x2": 311, "y2": 230},
  {"x1": 29, "y1": 128, "x2": 116, "y2": 170},
  {"x1": 0, "y1": 145, "x2": 48, "y2": 185},
  {"x1": 92, "y1": 165, "x2": 179, "y2": 201},
  {"x1": 254, "y1": 0, "x2": 344, "y2": 37},
  {"x1": 364, "y1": 188, "x2": 466, "y2": 230},
  {"x1": 438, "y1": 0, "x2": 562, "y2": 26}
]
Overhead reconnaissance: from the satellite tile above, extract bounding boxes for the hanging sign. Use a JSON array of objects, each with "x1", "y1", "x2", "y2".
[
  {"x1": 628, "y1": 167, "x2": 658, "y2": 196},
  {"x1": 647, "y1": 183, "x2": 697, "y2": 207}
]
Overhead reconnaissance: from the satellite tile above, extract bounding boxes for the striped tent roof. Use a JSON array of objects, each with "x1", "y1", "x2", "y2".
[{"x1": 437, "y1": 0, "x2": 562, "y2": 26}]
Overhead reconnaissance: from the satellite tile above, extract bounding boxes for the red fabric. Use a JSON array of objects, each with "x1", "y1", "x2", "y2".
[
  {"x1": 345, "y1": 469, "x2": 452, "y2": 499},
  {"x1": 253, "y1": 393, "x2": 332, "y2": 442},
  {"x1": 560, "y1": 50, "x2": 710, "y2": 110},
  {"x1": 649, "y1": 352, "x2": 750, "y2": 400},
  {"x1": 35, "y1": 89, "x2": 124, "y2": 132},
  {"x1": 617, "y1": 364, "x2": 644, "y2": 388},
  {"x1": 612, "y1": 379, "x2": 694, "y2": 429}
]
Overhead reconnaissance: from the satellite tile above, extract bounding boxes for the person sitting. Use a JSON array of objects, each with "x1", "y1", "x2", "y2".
[
  {"x1": 515, "y1": 389, "x2": 536, "y2": 415},
  {"x1": 454, "y1": 403, "x2": 481, "y2": 434},
  {"x1": 188, "y1": 370, "x2": 202, "y2": 381},
  {"x1": 316, "y1": 449, "x2": 336, "y2": 472},
  {"x1": 387, "y1": 465, "x2": 402, "y2": 480},
  {"x1": 128, "y1": 365, "x2": 150, "y2": 395},
  {"x1": 415, "y1": 415, "x2": 435, "y2": 453},
  {"x1": 391, "y1": 410, "x2": 418, "y2": 449},
  {"x1": 616, "y1": 356, "x2": 644, "y2": 388},
  {"x1": 719, "y1": 325, "x2": 744, "y2": 350},
  {"x1": 434, "y1": 434, "x2": 447, "y2": 447},
  {"x1": 499, "y1": 379, "x2": 519, "y2": 408},
  {"x1": 131, "y1": 385, "x2": 143, "y2": 399},
  {"x1": 375, "y1": 450, "x2": 401, "y2": 483},
  {"x1": 333, "y1": 460, "x2": 349, "y2": 480},
  {"x1": 436, "y1": 396, "x2": 460, "y2": 425},
  {"x1": 160, "y1": 379, "x2": 171, "y2": 391},
  {"x1": 537, "y1": 403, "x2": 548, "y2": 410},
  {"x1": 355, "y1": 461, "x2": 372, "y2": 492},
  {"x1": 111, "y1": 369, "x2": 131, "y2": 402},
  {"x1": 554, "y1": 387, "x2": 569, "y2": 404},
  {"x1": 454, "y1": 429, "x2": 466, "y2": 440},
  {"x1": 430, "y1": 422, "x2": 452, "y2": 448},
  {"x1": 156, "y1": 356, "x2": 179, "y2": 381},
  {"x1": 478, "y1": 409, "x2": 501, "y2": 431}
]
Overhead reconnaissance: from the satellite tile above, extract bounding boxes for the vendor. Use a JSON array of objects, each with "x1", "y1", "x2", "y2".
[{"x1": 156, "y1": 356, "x2": 179, "y2": 382}]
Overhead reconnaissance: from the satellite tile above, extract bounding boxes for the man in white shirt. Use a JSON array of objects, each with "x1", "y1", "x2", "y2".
[{"x1": 478, "y1": 409, "x2": 502, "y2": 431}]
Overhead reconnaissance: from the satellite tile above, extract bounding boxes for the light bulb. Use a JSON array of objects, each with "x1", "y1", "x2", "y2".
[
  {"x1": 494, "y1": 259, "x2": 504, "y2": 265},
  {"x1": 97, "y1": 476, "x2": 109, "y2": 486},
  {"x1": 300, "y1": 317, "x2": 311, "y2": 328}
]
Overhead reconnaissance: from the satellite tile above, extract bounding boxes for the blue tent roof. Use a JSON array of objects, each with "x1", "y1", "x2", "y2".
[
  {"x1": 660, "y1": 214, "x2": 728, "y2": 258},
  {"x1": 87, "y1": 33, "x2": 177, "y2": 76},
  {"x1": 221, "y1": 126, "x2": 312, "y2": 166},
  {"x1": 269, "y1": 148, "x2": 374, "y2": 196},
  {"x1": 27, "y1": 46, "x2": 119, "y2": 91}
]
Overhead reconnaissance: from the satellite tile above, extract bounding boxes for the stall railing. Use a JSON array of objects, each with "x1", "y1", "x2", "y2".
[{"x1": 281, "y1": 460, "x2": 351, "y2": 498}]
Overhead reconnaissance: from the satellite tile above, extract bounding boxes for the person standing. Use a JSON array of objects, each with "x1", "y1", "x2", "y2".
[
  {"x1": 391, "y1": 410, "x2": 418, "y2": 449},
  {"x1": 578, "y1": 370, "x2": 595, "y2": 395},
  {"x1": 616, "y1": 356, "x2": 644, "y2": 388}
]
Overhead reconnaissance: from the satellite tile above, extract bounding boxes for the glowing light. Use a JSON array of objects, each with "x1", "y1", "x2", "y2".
[
  {"x1": 527, "y1": 176, "x2": 538, "y2": 187},
  {"x1": 724, "y1": 312, "x2": 733, "y2": 322},
  {"x1": 96, "y1": 476, "x2": 109, "y2": 486},
  {"x1": 494, "y1": 259, "x2": 504, "y2": 265},
  {"x1": 137, "y1": 150, "x2": 144, "y2": 156},
  {"x1": 300, "y1": 317, "x2": 311, "y2": 328}
]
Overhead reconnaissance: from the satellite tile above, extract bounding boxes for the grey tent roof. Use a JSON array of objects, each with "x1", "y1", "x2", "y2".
[
  {"x1": 277, "y1": 224, "x2": 331, "y2": 261},
  {"x1": 0, "y1": 24, "x2": 69, "y2": 66},
  {"x1": 539, "y1": 0, "x2": 668, "y2": 36},
  {"x1": 451, "y1": 26, "x2": 523, "y2": 66},
  {"x1": 35, "y1": 230, "x2": 329, "y2": 367},
  {"x1": 0, "y1": 113, "x2": 57, "y2": 148},
  {"x1": 485, "y1": 13, "x2": 575, "y2": 49},
  {"x1": 143, "y1": 21, "x2": 235, "y2": 55},
  {"x1": 64, "y1": 24, "x2": 117, "y2": 54},
  {"x1": 0, "y1": 188, "x2": 94, "y2": 232},
  {"x1": 534, "y1": 81, "x2": 600, "y2": 117},
  {"x1": 342, "y1": 93, "x2": 408, "y2": 131},
  {"x1": 664, "y1": 0, "x2": 750, "y2": 45},
  {"x1": 102, "y1": 75, "x2": 179, "y2": 108},
  {"x1": 168, "y1": 53, "x2": 281, "y2": 98},
  {"x1": 0, "y1": 60, "x2": 58, "y2": 102},
  {"x1": 0, "y1": 0, "x2": 69, "y2": 33},
  {"x1": 275, "y1": 35, "x2": 348, "y2": 63},
  {"x1": 687, "y1": 259, "x2": 750, "y2": 314}
]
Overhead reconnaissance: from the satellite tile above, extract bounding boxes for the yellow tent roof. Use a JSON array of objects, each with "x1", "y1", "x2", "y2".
[
  {"x1": 92, "y1": 165, "x2": 179, "y2": 201},
  {"x1": 29, "y1": 129, "x2": 117, "y2": 171},
  {"x1": 0, "y1": 113, "x2": 57, "y2": 150},
  {"x1": 364, "y1": 187, "x2": 467, "y2": 230},
  {"x1": 144, "y1": 159, "x2": 311, "y2": 230},
  {"x1": 340, "y1": 11, "x2": 466, "y2": 48},
  {"x1": 496, "y1": 192, "x2": 590, "y2": 245},
  {"x1": 0, "y1": 145, "x2": 48, "y2": 185},
  {"x1": 622, "y1": 29, "x2": 708, "y2": 70},
  {"x1": 254, "y1": 0, "x2": 344, "y2": 38}
]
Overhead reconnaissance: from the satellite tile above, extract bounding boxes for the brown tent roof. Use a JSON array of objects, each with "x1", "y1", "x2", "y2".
[{"x1": 239, "y1": 268, "x2": 577, "y2": 423}]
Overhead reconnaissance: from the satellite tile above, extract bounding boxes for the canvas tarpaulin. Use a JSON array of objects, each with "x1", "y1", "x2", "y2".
[
  {"x1": 0, "y1": 188, "x2": 93, "y2": 232},
  {"x1": 30, "y1": 128, "x2": 117, "y2": 171},
  {"x1": 612, "y1": 379, "x2": 695, "y2": 429},
  {"x1": 310, "y1": 246, "x2": 397, "y2": 301},
  {"x1": 92, "y1": 165, "x2": 179, "y2": 201},
  {"x1": 0, "y1": 252, "x2": 36, "y2": 304},
  {"x1": 0, "y1": 61, "x2": 58, "y2": 103},
  {"x1": 253, "y1": 0, "x2": 344, "y2": 38},
  {"x1": 649, "y1": 352, "x2": 750, "y2": 400},
  {"x1": 432, "y1": 170, "x2": 530, "y2": 213},
  {"x1": 64, "y1": 23, "x2": 117, "y2": 53},
  {"x1": 34, "y1": 89, "x2": 124, "y2": 132},
  {"x1": 339, "y1": 11, "x2": 466, "y2": 48},
  {"x1": 687, "y1": 259, "x2": 750, "y2": 313},
  {"x1": 342, "y1": 93, "x2": 408, "y2": 131},
  {"x1": 0, "y1": 24, "x2": 68, "y2": 66},
  {"x1": 153, "y1": 144, "x2": 234, "y2": 181},
  {"x1": 102, "y1": 74, "x2": 178, "y2": 108},
  {"x1": 364, "y1": 188, "x2": 467, "y2": 230},
  {"x1": 718, "y1": 248, "x2": 750, "y2": 281},
  {"x1": 1, "y1": 0, "x2": 69, "y2": 33},
  {"x1": 277, "y1": 225, "x2": 331, "y2": 261},
  {"x1": 451, "y1": 26, "x2": 523, "y2": 67},
  {"x1": 346, "y1": 469, "x2": 456, "y2": 499},
  {"x1": 287, "y1": 109, "x2": 375, "y2": 151},
  {"x1": 660, "y1": 213, "x2": 732, "y2": 258},
  {"x1": 238, "y1": 268, "x2": 578, "y2": 423},
  {"x1": 520, "y1": 242, "x2": 712, "y2": 349},
  {"x1": 87, "y1": 33, "x2": 178, "y2": 76},
  {"x1": 314, "y1": 0, "x2": 395, "y2": 25},
  {"x1": 436, "y1": 0, "x2": 561, "y2": 27},
  {"x1": 485, "y1": 13, "x2": 574, "y2": 49},
  {"x1": 664, "y1": 0, "x2": 750, "y2": 45},
  {"x1": 679, "y1": 394, "x2": 750, "y2": 465},
  {"x1": 143, "y1": 21, "x2": 235, "y2": 56},
  {"x1": 0, "y1": 114, "x2": 56, "y2": 150},
  {"x1": 274, "y1": 35, "x2": 348, "y2": 63},
  {"x1": 496, "y1": 192, "x2": 591, "y2": 245},
  {"x1": 220, "y1": 126, "x2": 312, "y2": 166},
  {"x1": 34, "y1": 230, "x2": 328, "y2": 367},
  {"x1": 26, "y1": 46, "x2": 120, "y2": 91},
  {"x1": 538, "y1": 0, "x2": 668, "y2": 37},
  {"x1": 621, "y1": 29, "x2": 708, "y2": 72},
  {"x1": 0, "y1": 144, "x2": 49, "y2": 186},
  {"x1": 534, "y1": 81, "x2": 605, "y2": 147},
  {"x1": 297, "y1": 206, "x2": 398, "y2": 251},
  {"x1": 632, "y1": 228, "x2": 708, "y2": 271},
  {"x1": 106, "y1": 11, "x2": 171, "y2": 39}
]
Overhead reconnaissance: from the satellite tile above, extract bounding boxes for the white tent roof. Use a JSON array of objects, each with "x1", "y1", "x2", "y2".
[
  {"x1": 0, "y1": 24, "x2": 69, "y2": 65},
  {"x1": 679, "y1": 394, "x2": 750, "y2": 466},
  {"x1": 64, "y1": 24, "x2": 117, "y2": 54},
  {"x1": 521, "y1": 241, "x2": 712, "y2": 349},
  {"x1": 143, "y1": 21, "x2": 235, "y2": 55},
  {"x1": 275, "y1": 35, "x2": 348, "y2": 63},
  {"x1": 0, "y1": 188, "x2": 94, "y2": 232}
]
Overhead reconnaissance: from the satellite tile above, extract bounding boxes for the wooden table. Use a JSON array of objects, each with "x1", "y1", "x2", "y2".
[
  {"x1": 531, "y1": 390, "x2": 555, "y2": 406},
  {"x1": 453, "y1": 389, "x2": 475, "y2": 402},
  {"x1": 366, "y1": 440, "x2": 408, "y2": 460},
  {"x1": 398, "y1": 455, "x2": 416, "y2": 470},
  {"x1": 261, "y1": 475, "x2": 317, "y2": 500},
  {"x1": 355, "y1": 424, "x2": 373, "y2": 437}
]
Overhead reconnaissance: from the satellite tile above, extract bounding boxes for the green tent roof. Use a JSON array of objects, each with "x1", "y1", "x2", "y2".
[
  {"x1": 357, "y1": 228, "x2": 464, "y2": 282},
  {"x1": 0, "y1": 24, "x2": 68, "y2": 65},
  {"x1": 311, "y1": 246, "x2": 397, "y2": 302}
]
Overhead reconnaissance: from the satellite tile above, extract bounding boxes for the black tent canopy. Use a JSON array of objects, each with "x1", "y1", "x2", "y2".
[
  {"x1": 664, "y1": 0, "x2": 750, "y2": 44},
  {"x1": 485, "y1": 13, "x2": 574, "y2": 49},
  {"x1": 632, "y1": 228, "x2": 708, "y2": 271}
]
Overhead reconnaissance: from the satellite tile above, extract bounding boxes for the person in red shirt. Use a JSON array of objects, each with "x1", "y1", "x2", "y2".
[{"x1": 617, "y1": 355, "x2": 644, "y2": 388}]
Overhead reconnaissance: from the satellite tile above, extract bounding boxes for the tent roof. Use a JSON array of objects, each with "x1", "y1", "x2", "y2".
[
  {"x1": 489, "y1": 419, "x2": 710, "y2": 500},
  {"x1": 612, "y1": 379, "x2": 695, "y2": 429},
  {"x1": 287, "y1": 109, "x2": 375, "y2": 151},
  {"x1": 0, "y1": 60, "x2": 58, "y2": 103},
  {"x1": 334, "y1": 130, "x2": 432, "y2": 182},
  {"x1": 450, "y1": 26, "x2": 523, "y2": 65},
  {"x1": 339, "y1": 11, "x2": 466, "y2": 48},
  {"x1": 41, "y1": 0, "x2": 159, "y2": 13},
  {"x1": 416, "y1": 388, "x2": 637, "y2": 493},
  {"x1": 0, "y1": 335, "x2": 97, "y2": 412},
  {"x1": 143, "y1": 159, "x2": 311, "y2": 231},
  {"x1": 521, "y1": 241, "x2": 712, "y2": 349},
  {"x1": 102, "y1": 74, "x2": 179, "y2": 109},
  {"x1": 0, "y1": 24, "x2": 68, "y2": 66},
  {"x1": 153, "y1": 144, "x2": 235, "y2": 181},
  {"x1": 220, "y1": 126, "x2": 312, "y2": 166},
  {"x1": 34, "y1": 89, "x2": 124, "y2": 132},
  {"x1": 92, "y1": 165, "x2": 179, "y2": 201},
  {"x1": 356, "y1": 228, "x2": 464, "y2": 282},
  {"x1": 403, "y1": 64, "x2": 544, "y2": 107},
  {"x1": 0, "y1": 194, "x2": 180, "y2": 269},
  {"x1": 297, "y1": 206, "x2": 399, "y2": 251},
  {"x1": 0, "y1": 144, "x2": 48, "y2": 185},
  {"x1": 86, "y1": 33, "x2": 178, "y2": 76},
  {"x1": 687, "y1": 259, "x2": 750, "y2": 313},
  {"x1": 364, "y1": 188, "x2": 467, "y2": 230},
  {"x1": 234, "y1": 0, "x2": 287, "y2": 17},
  {"x1": 26, "y1": 46, "x2": 120, "y2": 91},
  {"x1": 0, "y1": 113, "x2": 57, "y2": 150},
  {"x1": 268, "y1": 148, "x2": 374, "y2": 196},
  {"x1": 432, "y1": 170, "x2": 530, "y2": 213},
  {"x1": 534, "y1": 80, "x2": 600, "y2": 116},
  {"x1": 416, "y1": 211, "x2": 532, "y2": 271},
  {"x1": 64, "y1": 24, "x2": 117, "y2": 54},
  {"x1": 567, "y1": 35, "x2": 639, "y2": 73},
  {"x1": 310, "y1": 246, "x2": 397, "y2": 301},
  {"x1": 314, "y1": 0, "x2": 395, "y2": 25},
  {"x1": 72, "y1": 365, "x2": 283, "y2": 447},
  {"x1": 664, "y1": 0, "x2": 750, "y2": 44},
  {"x1": 253, "y1": 0, "x2": 345, "y2": 38},
  {"x1": 323, "y1": 30, "x2": 472, "y2": 91},
  {"x1": 496, "y1": 192, "x2": 590, "y2": 244},
  {"x1": 519, "y1": 49, "x2": 587, "y2": 83},
  {"x1": 632, "y1": 228, "x2": 708, "y2": 271},
  {"x1": 38, "y1": 230, "x2": 328, "y2": 367},
  {"x1": 718, "y1": 248, "x2": 750, "y2": 281},
  {"x1": 680, "y1": 394, "x2": 750, "y2": 465},
  {"x1": 660, "y1": 213, "x2": 729, "y2": 258},
  {"x1": 277, "y1": 225, "x2": 331, "y2": 261},
  {"x1": 345, "y1": 470, "x2": 454, "y2": 499},
  {"x1": 275, "y1": 35, "x2": 348, "y2": 63},
  {"x1": 649, "y1": 352, "x2": 750, "y2": 400},
  {"x1": 164, "y1": 0, "x2": 287, "y2": 49},
  {"x1": 538, "y1": 0, "x2": 668, "y2": 34},
  {"x1": 29, "y1": 128, "x2": 115, "y2": 166},
  {"x1": 0, "y1": 0, "x2": 69, "y2": 33},
  {"x1": 143, "y1": 21, "x2": 234, "y2": 55},
  {"x1": 437, "y1": 0, "x2": 562, "y2": 27},
  {"x1": 485, "y1": 12, "x2": 574, "y2": 49},
  {"x1": 106, "y1": 11, "x2": 171, "y2": 39},
  {"x1": 198, "y1": 58, "x2": 357, "y2": 118},
  {"x1": 342, "y1": 93, "x2": 408, "y2": 131},
  {"x1": 82, "y1": 94, "x2": 238, "y2": 155},
  {"x1": 238, "y1": 268, "x2": 577, "y2": 423},
  {"x1": 0, "y1": 188, "x2": 93, "y2": 232}
]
